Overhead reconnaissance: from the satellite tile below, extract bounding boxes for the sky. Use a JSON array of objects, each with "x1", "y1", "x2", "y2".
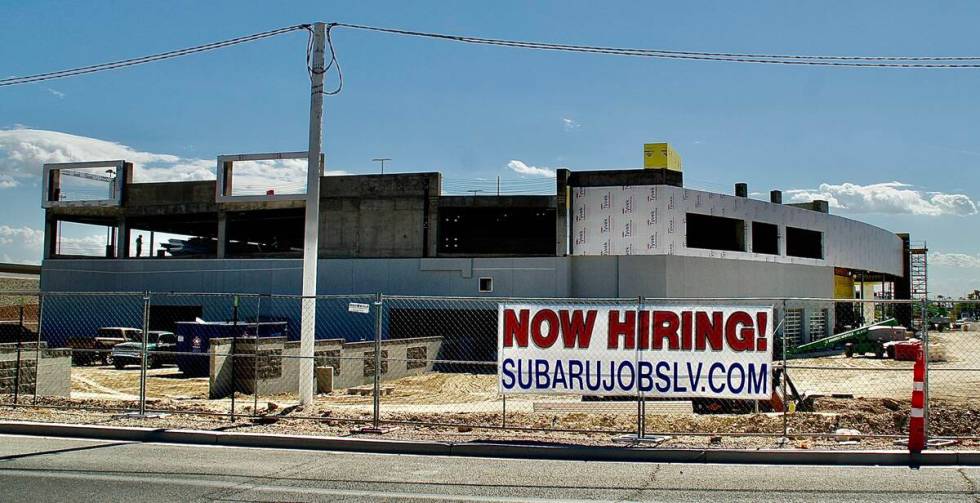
[{"x1": 2, "y1": 1, "x2": 980, "y2": 296}]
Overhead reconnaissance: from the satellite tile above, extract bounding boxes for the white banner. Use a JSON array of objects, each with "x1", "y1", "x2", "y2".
[{"x1": 497, "y1": 304, "x2": 774, "y2": 399}]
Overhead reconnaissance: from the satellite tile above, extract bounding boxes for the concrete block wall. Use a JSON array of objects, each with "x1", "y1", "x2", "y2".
[
  {"x1": 0, "y1": 343, "x2": 71, "y2": 397},
  {"x1": 208, "y1": 336, "x2": 443, "y2": 399}
]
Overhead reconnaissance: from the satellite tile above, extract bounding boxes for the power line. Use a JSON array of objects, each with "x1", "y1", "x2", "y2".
[
  {"x1": 331, "y1": 22, "x2": 980, "y2": 68},
  {"x1": 0, "y1": 24, "x2": 310, "y2": 87},
  {"x1": 5, "y1": 20, "x2": 980, "y2": 90}
]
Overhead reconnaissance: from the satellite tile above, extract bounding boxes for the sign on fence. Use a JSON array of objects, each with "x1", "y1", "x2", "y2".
[
  {"x1": 348, "y1": 302, "x2": 371, "y2": 314},
  {"x1": 497, "y1": 304, "x2": 773, "y2": 399}
]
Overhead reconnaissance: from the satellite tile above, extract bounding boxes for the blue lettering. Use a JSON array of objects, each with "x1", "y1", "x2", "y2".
[
  {"x1": 501, "y1": 358, "x2": 515, "y2": 389},
  {"x1": 727, "y1": 363, "x2": 745, "y2": 394},
  {"x1": 708, "y1": 362, "x2": 726, "y2": 393},
  {"x1": 638, "y1": 361, "x2": 653, "y2": 392},
  {"x1": 568, "y1": 360, "x2": 584, "y2": 391},
  {"x1": 553, "y1": 360, "x2": 568, "y2": 389},
  {"x1": 535, "y1": 359, "x2": 550, "y2": 389},
  {"x1": 601, "y1": 361, "x2": 616, "y2": 391},
  {"x1": 672, "y1": 362, "x2": 687, "y2": 392},
  {"x1": 748, "y1": 363, "x2": 768, "y2": 395},
  {"x1": 617, "y1": 361, "x2": 635, "y2": 392},
  {"x1": 586, "y1": 361, "x2": 602, "y2": 391},
  {"x1": 655, "y1": 361, "x2": 671, "y2": 392},
  {"x1": 687, "y1": 362, "x2": 703, "y2": 392},
  {"x1": 518, "y1": 359, "x2": 533, "y2": 389}
]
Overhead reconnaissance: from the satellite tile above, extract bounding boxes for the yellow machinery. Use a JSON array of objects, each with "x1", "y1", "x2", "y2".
[{"x1": 643, "y1": 143, "x2": 682, "y2": 172}]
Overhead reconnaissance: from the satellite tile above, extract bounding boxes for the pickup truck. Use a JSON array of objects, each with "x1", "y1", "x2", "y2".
[
  {"x1": 111, "y1": 331, "x2": 177, "y2": 369},
  {"x1": 68, "y1": 327, "x2": 142, "y2": 366}
]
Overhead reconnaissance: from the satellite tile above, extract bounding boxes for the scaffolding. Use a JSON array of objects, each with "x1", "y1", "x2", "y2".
[{"x1": 910, "y1": 241, "x2": 928, "y2": 328}]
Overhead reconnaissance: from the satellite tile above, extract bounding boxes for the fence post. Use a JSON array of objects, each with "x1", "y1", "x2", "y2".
[
  {"x1": 781, "y1": 299, "x2": 788, "y2": 442},
  {"x1": 254, "y1": 295, "x2": 262, "y2": 416},
  {"x1": 501, "y1": 394, "x2": 507, "y2": 428},
  {"x1": 372, "y1": 292, "x2": 383, "y2": 430},
  {"x1": 139, "y1": 291, "x2": 150, "y2": 416},
  {"x1": 921, "y1": 297, "x2": 930, "y2": 445},
  {"x1": 13, "y1": 299, "x2": 24, "y2": 404},
  {"x1": 635, "y1": 295, "x2": 645, "y2": 439},
  {"x1": 32, "y1": 293, "x2": 43, "y2": 406},
  {"x1": 230, "y1": 295, "x2": 239, "y2": 422}
]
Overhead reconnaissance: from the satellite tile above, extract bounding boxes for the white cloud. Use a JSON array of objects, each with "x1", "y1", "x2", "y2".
[
  {"x1": 561, "y1": 117, "x2": 580, "y2": 131},
  {"x1": 506, "y1": 160, "x2": 559, "y2": 178},
  {"x1": 786, "y1": 181, "x2": 978, "y2": 216},
  {"x1": 46, "y1": 88, "x2": 65, "y2": 99},
  {"x1": 931, "y1": 252, "x2": 980, "y2": 269},
  {"x1": 0, "y1": 225, "x2": 46, "y2": 264},
  {"x1": 0, "y1": 127, "x2": 350, "y2": 192},
  {"x1": 0, "y1": 225, "x2": 44, "y2": 249}
]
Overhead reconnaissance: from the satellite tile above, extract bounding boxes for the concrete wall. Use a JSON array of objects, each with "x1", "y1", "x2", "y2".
[
  {"x1": 567, "y1": 255, "x2": 833, "y2": 299},
  {"x1": 41, "y1": 254, "x2": 831, "y2": 300},
  {"x1": 41, "y1": 257, "x2": 571, "y2": 298},
  {"x1": 40, "y1": 255, "x2": 836, "y2": 346},
  {"x1": 0, "y1": 343, "x2": 70, "y2": 398},
  {"x1": 208, "y1": 335, "x2": 443, "y2": 398},
  {"x1": 571, "y1": 185, "x2": 904, "y2": 276},
  {"x1": 319, "y1": 173, "x2": 439, "y2": 258}
]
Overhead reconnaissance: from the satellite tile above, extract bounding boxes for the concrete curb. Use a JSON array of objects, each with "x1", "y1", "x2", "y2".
[{"x1": 1, "y1": 420, "x2": 978, "y2": 466}]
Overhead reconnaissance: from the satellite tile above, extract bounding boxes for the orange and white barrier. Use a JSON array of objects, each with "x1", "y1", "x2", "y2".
[{"x1": 908, "y1": 349, "x2": 926, "y2": 452}]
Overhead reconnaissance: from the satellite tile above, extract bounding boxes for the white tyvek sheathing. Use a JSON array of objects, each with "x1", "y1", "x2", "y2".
[{"x1": 571, "y1": 185, "x2": 903, "y2": 276}]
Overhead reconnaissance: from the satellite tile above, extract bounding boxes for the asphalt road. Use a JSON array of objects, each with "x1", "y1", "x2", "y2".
[{"x1": 0, "y1": 434, "x2": 978, "y2": 502}]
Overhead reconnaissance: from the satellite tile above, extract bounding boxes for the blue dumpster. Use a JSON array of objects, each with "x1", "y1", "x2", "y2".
[{"x1": 174, "y1": 321, "x2": 288, "y2": 376}]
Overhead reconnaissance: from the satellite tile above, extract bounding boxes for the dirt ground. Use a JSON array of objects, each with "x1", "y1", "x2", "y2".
[
  {"x1": 2, "y1": 328, "x2": 978, "y2": 446},
  {"x1": 0, "y1": 277, "x2": 38, "y2": 299}
]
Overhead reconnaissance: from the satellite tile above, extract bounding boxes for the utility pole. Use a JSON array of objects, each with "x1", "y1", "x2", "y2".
[
  {"x1": 372, "y1": 158, "x2": 390, "y2": 175},
  {"x1": 299, "y1": 21, "x2": 326, "y2": 406}
]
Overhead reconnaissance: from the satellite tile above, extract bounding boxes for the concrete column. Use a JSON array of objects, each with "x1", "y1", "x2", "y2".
[
  {"x1": 217, "y1": 211, "x2": 228, "y2": 258},
  {"x1": 778, "y1": 225, "x2": 787, "y2": 257},
  {"x1": 424, "y1": 173, "x2": 440, "y2": 257},
  {"x1": 116, "y1": 218, "x2": 129, "y2": 258},
  {"x1": 743, "y1": 221, "x2": 752, "y2": 253},
  {"x1": 555, "y1": 169, "x2": 571, "y2": 256},
  {"x1": 43, "y1": 217, "x2": 58, "y2": 259}
]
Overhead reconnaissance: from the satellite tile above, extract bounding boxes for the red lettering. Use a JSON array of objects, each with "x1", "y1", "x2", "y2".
[
  {"x1": 638, "y1": 310, "x2": 651, "y2": 350},
  {"x1": 695, "y1": 311, "x2": 723, "y2": 350},
  {"x1": 607, "y1": 310, "x2": 636, "y2": 350},
  {"x1": 756, "y1": 312, "x2": 768, "y2": 351},
  {"x1": 680, "y1": 310, "x2": 693, "y2": 350},
  {"x1": 531, "y1": 309, "x2": 560, "y2": 348},
  {"x1": 652, "y1": 311, "x2": 680, "y2": 350},
  {"x1": 725, "y1": 311, "x2": 755, "y2": 351},
  {"x1": 503, "y1": 309, "x2": 529, "y2": 347},
  {"x1": 559, "y1": 309, "x2": 596, "y2": 348}
]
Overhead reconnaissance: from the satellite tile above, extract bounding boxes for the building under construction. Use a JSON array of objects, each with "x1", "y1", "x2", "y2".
[{"x1": 38, "y1": 144, "x2": 920, "y2": 345}]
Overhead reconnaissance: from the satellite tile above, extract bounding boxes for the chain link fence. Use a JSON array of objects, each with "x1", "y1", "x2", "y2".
[{"x1": 1, "y1": 290, "x2": 977, "y2": 446}]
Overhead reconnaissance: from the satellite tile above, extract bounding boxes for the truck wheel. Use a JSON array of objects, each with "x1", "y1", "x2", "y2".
[
  {"x1": 113, "y1": 361, "x2": 126, "y2": 370},
  {"x1": 103, "y1": 355, "x2": 113, "y2": 366},
  {"x1": 844, "y1": 344, "x2": 854, "y2": 358},
  {"x1": 146, "y1": 355, "x2": 156, "y2": 369}
]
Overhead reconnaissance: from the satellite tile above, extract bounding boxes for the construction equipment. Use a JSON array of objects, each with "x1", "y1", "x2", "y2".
[
  {"x1": 692, "y1": 364, "x2": 812, "y2": 414},
  {"x1": 789, "y1": 318, "x2": 901, "y2": 358}
]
